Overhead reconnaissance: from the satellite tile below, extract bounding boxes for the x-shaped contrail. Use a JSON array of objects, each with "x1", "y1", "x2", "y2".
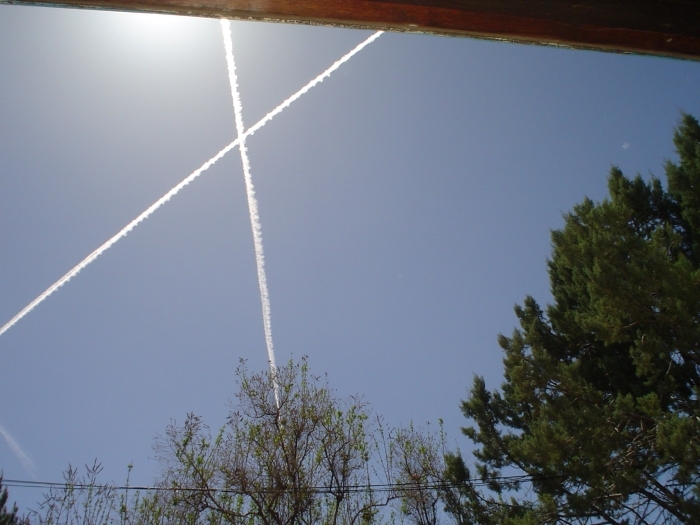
[{"x1": 0, "y1": 29, "x2": 383, "y2": 341}]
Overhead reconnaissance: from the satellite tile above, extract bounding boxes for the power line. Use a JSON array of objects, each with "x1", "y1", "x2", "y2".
[
  {"x1": 5, "y1": 473, "x2": 692, "y2": 495},
  {"x1": 1, "y1": 473, "x2": 562, "y2": 495}
]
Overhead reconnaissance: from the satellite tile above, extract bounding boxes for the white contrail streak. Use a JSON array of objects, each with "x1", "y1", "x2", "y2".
[
  {"x1": 238, "y1": 30, "x2": 383, "y2": 141},
  {"x1": 221, "y1": 20, "x2": 277, "y2": 385},
  {"x1": 0, "y1": 29, "x2": 383, "y2": 340},
  {"x1": 0, "y1": 141, "x2": 236, "y2": 338},
  {"x1": 0, "y1": 422, "x2": 36, "y2": 476}
]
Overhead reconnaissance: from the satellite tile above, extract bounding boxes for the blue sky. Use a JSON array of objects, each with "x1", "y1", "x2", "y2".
[{"x1": 1, "y1": 4, "x2": 699, "y2": 513}]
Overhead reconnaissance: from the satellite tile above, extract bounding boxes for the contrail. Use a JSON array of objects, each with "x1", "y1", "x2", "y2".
[
  {"x1": 0, "y1": 140, "x2": 237, "y2": 338},
  {"x1": 221, "y1": 20, "x2": 277, "y2": 383},
  {"x1": 0, "y1": 422, "x2": 36, "y2": 476},
  {"x1": 242, "y1": 31, "x2": 383, "y2": 141},
  {"x1": 0, "y1": 30, "x2": 383, "y2": 340}
]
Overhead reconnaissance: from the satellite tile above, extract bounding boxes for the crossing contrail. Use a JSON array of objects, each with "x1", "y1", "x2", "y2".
[
  {"x1": 221, "y1": 20, "x2": 277, "y2": 382},
  {"x1": 0, "y1": 422, "x2": 36, "y2": 476},
  {"x1": 242, "y1": 31, "x2": 383, "y2": 141},
  {"x1": 0, "y1": 29, "x2": 383, "y2": 340}
]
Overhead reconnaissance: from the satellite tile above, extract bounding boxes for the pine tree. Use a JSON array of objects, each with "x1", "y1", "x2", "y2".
[
  {"x1": 447, "y1": 115, "x2": 700, "y2": 524},
  {"x1": 0, "y1": 475, "x2": 25, "y2": 525}
]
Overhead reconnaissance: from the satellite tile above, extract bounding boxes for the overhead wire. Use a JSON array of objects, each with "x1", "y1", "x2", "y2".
[{"x1": 1, "y1": 473, "x2": 565, "y2": 494}]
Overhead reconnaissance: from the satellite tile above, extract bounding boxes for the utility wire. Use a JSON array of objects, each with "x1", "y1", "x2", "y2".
[
  {"x1": 1, "y1": 474, "x2": 565, "y2": 494},
  {"x1": 4, "y1": 474, "x2": 691, "y2": 494}
]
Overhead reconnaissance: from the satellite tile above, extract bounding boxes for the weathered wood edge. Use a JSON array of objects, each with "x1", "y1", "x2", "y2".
[{"x1": 2, "y1": 0, "x2": 699, "y2": 61}]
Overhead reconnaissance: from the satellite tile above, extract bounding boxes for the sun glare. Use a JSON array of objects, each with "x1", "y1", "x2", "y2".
[
  {"x1": 99, "y1": 10, "x2": 214, "y2": 59},
  {"x1": 129, "y1": 12, "x2": 187, "y2": 32},
  {"x1": 115, "y1": 12, "x2": 197, "y2": 50}
]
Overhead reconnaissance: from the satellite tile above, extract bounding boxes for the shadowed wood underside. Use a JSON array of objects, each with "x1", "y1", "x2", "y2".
[{"x1": 2, "y1": 0, "x2": 699, "y2": 60}]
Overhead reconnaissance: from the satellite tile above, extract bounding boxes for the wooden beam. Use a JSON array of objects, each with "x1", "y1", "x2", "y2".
[{"x1": 3, "y1": 0, "x2": 699, "y2": 60}]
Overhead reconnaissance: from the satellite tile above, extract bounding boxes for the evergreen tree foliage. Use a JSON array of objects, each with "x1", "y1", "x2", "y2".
[
  {"x1": 447, "y1": 114, "x2": 700, "y2": 524},
  {"x1": 0, "y1": 475, "x2": 26, "y2": 525}
]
